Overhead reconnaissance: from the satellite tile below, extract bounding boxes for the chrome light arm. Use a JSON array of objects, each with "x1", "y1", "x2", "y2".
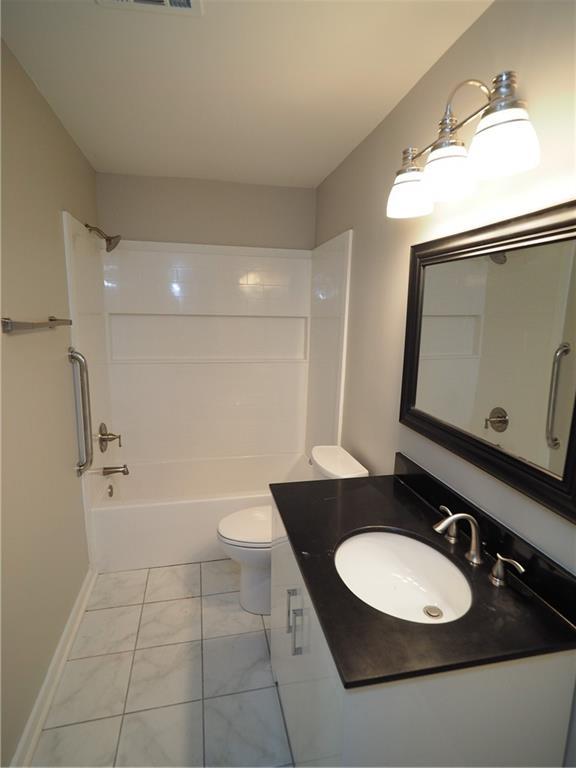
[
  {"x1": 412, "y1": 78, "x2": 491, "y2": 161},
  {"x1": 408, "y1": 72, "x2": 523, "y2": 164}
]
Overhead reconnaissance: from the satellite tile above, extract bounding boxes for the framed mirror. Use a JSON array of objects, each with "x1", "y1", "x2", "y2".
[{"x1": 400, "y1": 201, "x2": 576, "y2": 522}]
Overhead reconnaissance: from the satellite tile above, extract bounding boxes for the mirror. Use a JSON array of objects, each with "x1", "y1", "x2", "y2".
[{"x1": 401, "y1": 201, "x2": 576, "y2": 522}]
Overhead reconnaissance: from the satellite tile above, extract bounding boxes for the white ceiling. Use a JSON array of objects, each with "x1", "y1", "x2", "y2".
[{"x1": 2, "y1": 0, "x2": 491, "y2": 187}]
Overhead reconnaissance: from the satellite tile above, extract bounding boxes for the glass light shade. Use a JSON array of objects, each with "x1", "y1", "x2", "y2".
[
  {"x1": 424, "y1": 144, "x2": 474, "y2": 202},
  {"x1": 386, "y1": 169, "x2": 433, "y2": 219},
  {"x1": 469, "y1": 107, "x2": 540, "y2": 178}
]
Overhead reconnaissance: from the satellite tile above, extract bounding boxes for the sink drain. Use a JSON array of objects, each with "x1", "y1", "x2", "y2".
[{"x1": 423, "y1": 605, "x2": 443, "y2": 619}]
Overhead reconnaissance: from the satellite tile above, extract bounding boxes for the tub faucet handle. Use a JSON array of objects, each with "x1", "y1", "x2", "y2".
[
  {"x1": 99, "y1": 422, "x2": 122, "y2": 452},
  {"x1": 489, "y1": 553, "x2": 525, "y2": 587}
]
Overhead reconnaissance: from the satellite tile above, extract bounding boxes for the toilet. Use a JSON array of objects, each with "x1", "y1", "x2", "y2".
[{"x1": 217, "y1": 446, "x2": 368, "y2": 614}]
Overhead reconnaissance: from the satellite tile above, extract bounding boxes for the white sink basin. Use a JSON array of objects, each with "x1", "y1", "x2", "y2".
[{"x1": 334, "y1": 531, "x2": 472, "y2": 624}]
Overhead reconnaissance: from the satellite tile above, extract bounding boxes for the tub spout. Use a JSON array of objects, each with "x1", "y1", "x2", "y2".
[{"x1": 102, "y1": 464, "x2": 129, "y2": 476}]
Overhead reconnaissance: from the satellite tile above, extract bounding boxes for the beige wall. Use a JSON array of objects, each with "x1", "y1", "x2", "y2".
[
  {"x1": 1, "y1": 43, "x2": 95, "y2": 762},
  {"x1": 97, "y1": 173, "x2": 316, "y2": 249},
  {"x1": 316, "y1": 0, "x2": 576, "y2": 572}
]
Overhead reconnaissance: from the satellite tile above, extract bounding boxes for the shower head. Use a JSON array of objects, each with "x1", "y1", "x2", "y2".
[
  {"x1": 85, "y1": 224, "x2": 122, "y2": 252},
  {"x1": 106, "y1": 234, "x2": 122, "y2": 252}
]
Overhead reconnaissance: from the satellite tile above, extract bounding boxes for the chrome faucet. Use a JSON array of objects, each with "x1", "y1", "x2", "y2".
[
  {"x1": 102, "y1": 464, "x2": 129, "y2": 476},
  {"x1": 433, "y1": 512, "x2": 484, "y2": 566},
  {"x1": 438, "y1": 505, "x2": 458, "y2": 544}
]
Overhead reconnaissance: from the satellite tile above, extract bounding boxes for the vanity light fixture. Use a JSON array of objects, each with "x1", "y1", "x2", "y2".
[
  {"x1": 386, "y1": 71, "x2": 540, "y2": 218},
  {"x1": 386, "y1": 148, "x2": 434, "y2": 219}
]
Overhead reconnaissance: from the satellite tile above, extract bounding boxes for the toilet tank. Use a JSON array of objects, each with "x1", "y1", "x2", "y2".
[{"x1": 310, "y1": 445, "x2": 368, "y2": 480}]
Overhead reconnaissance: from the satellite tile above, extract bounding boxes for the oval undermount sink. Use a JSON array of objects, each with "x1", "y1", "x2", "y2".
[{"x1": 334, "y1": 531, "x2": 472, "y2": 624}]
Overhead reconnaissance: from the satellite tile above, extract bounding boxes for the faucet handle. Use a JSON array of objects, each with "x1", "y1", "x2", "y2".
[
  {"x1": 98, "y1": 422, "x2": 122, "y2": 452},
  {"x1": 438, "y1": 505, "x2": 458, "y2": 544},
  {"x1": 489, "y1": 553, "x2": 525, "y2": 587}
]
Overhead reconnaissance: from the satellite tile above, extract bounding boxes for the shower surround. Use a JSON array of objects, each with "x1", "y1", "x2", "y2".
[{"x1": 82, "y1": 234, "x2": 351, "y2": 571}]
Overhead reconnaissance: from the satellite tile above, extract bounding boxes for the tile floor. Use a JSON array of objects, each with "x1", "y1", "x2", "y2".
[{"x1": 32, "y1": 559, "x2": 289, "y2": 768}]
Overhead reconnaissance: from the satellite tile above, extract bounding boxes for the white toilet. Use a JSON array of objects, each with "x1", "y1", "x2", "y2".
[{"x1": 217, "y1": 446, "x2": 368, "y2": 614}]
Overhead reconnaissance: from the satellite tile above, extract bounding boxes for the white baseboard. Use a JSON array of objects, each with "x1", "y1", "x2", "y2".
[{"x1": 10, "y1": 568, "x2": 98, "y2": 767}]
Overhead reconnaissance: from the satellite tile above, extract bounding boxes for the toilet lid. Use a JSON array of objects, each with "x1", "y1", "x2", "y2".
[{"x1": 218, "y1": 505, "x2": 272, "y2": 547}]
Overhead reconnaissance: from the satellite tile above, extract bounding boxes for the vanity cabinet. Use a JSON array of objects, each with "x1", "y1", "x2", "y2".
[
  {"x1": 270, "y1": 511, "x2": 343, "y2": 765},
  {"x1": 271, "y1": 501, "x2": 576, "y2": 767}
]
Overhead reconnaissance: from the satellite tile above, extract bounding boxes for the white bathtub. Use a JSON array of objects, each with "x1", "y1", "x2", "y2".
[{"x1": 91, "y1": 454, "x2": 312, "y2": 572}]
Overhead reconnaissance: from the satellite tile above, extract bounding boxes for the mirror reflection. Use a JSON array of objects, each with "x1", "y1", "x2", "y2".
[{"x1": 416, "y1": 240, "x2": 576, "y2": 476}]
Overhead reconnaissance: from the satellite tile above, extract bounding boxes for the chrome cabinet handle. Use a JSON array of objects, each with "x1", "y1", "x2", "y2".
[
  {"x1": 291, "y1": 608, "x2": 303, "y2": 656},
  {"x1": 286, "y1": 588, "x2": 298, "y2": 633},
  {"x1": 546, "y1": 343, "x2": 570, "y2": 449},
  {"x1": 68, "y1": 347, "x2": 93, "y2": 476}
]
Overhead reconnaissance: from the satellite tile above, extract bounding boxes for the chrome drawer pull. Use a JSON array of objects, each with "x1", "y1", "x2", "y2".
[
  {"x1": 291, "y1": 607, "x2": 303, "y2": 656},
  {"x1": 286, "y1": 588, "x2": 298, "y2": 633}
]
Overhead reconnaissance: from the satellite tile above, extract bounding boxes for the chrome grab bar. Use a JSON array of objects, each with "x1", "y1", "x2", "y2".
[
  {"x1": 68, "y1": 347, "x2": 94, "y2": 475},
  {"x1": 2, "y1": 316, "x2": 72, "y2": 334},
  {"x1": 546, "y1": 342, "x2": 570, "y2": 449}
]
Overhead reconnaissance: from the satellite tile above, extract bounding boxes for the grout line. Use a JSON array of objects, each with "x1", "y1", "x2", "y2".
[
  {"x1": 112, "y1": 568, "x2": 150, "y2": 766},
  {"x1": 101, "y1": 558, "x2": 229, "y2": 576},
  {"x1": 200, "y1": 562, "x2": 206, "y2": 767},
  {"x1": 85, "y1": 600, "x2": 149, "y2": 612},
  {"x1": 203, "y1": 684, "x2": 276, "y2": 704},
  {"x1": 68, "y1": 648, "x2": 135, "y2": 663},
  {"x1": 274, "y1": 682, "x2": 295, "y2": 768},
  {"x1": 124, "y1": 696, "x2": 203, "y2": 717},
  {"x1": 67, "y1": 624, "x2": 269, "y2": 665},
  {"x1": 42, "y1": 685, "x2": 278, "y2": 732},
  {"x1": 148, "y1": 557, "x2": 229, "y2": 570},
  {"x1": 262, "y1": 615, "x2": 271, "y2": 655},
  {"x1": 42, "y1": 713, "x2": 124, "y2": 732},
  {"x1": 144, "y1": 592, "x2": 203, "y2": 606},
  {"x1": 200, "y1": 588, "x2": 241, "y2": 599}
]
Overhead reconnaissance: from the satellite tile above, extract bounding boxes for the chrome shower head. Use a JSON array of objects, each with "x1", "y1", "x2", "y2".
[
  {"x1": 489, "y1": 252, "x2": 507, "y2": 265},
  {"x1": 85, "y1": 224, "x2": 122, "y2": 252},
  {"x1": 106, "y1": 234, "x2": 122, "y2": 252}
]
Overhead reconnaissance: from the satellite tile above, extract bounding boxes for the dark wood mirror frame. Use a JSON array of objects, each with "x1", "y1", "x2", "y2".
[{"x1": 400, "y1": 200, "x2": 576, "y2": 523}]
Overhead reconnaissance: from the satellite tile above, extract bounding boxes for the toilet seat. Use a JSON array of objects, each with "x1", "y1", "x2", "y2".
[{"x1": 217, "y1": 505, "x2": 272, "y2": 549}]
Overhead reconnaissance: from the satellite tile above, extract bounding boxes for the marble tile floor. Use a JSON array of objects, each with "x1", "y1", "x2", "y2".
[{"x1": 32, "y1": 559, "x2": 291, "y2": 768}]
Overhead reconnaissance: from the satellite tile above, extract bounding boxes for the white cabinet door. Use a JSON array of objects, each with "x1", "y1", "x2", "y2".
[{"x1": 271, "y1": 502, "x2": 343, "y2": 765}]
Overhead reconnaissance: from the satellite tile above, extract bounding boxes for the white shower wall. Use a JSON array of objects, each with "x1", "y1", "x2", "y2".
[
  {"x1": 305, "y1": 230, "x2": 352, "y2": 453},
  {"x1": 103, "y1": 241, "x2": 311, "y2": 465}
]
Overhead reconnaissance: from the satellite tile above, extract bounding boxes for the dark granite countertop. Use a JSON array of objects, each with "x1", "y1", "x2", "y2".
[{"x1": 269, "y1": 473, "x2": 576, "y2": 689}]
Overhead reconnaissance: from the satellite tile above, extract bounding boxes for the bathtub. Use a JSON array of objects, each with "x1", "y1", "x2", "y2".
[{"x1": 91, "y1": 453, "x2": 312, "y2": 572}]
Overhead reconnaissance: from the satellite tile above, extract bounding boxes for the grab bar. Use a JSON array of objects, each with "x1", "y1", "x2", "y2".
[
  {"x1": 68, "y1": 347, "x2": 93, "y2": 475},
  {"x1": 546, "y1": 342, "x2": 571, "y2": 449},
  {"x1": 2, "y1": 316, "x2": 72, "y2": 334}
]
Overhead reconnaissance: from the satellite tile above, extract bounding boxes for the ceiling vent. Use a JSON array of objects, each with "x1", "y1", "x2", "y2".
[{"x1": 95, "y1": 0, "x2": 203, "y2": 17}]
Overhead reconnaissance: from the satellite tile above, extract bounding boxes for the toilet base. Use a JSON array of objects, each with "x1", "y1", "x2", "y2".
[
  {"x1": 218, "y1": 535, "x2": 271, "y2": 615},
  {"x1": 239, "y1": 562, "x2": 271, "y2": 614}
]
